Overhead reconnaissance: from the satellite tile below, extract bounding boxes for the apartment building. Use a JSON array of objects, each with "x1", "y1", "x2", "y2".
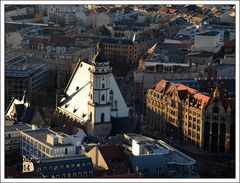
[{"x1": 101, "y1": 37, "x2": 147, "y2": 65}]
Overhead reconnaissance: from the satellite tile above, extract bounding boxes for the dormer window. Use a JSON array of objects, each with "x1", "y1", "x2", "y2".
[
  {"x1": 213, "y1": 106, "x2": 219, "y2": 113},
  {"x1": 73, "y1": 108, "x2": 78, "y2": 113}
]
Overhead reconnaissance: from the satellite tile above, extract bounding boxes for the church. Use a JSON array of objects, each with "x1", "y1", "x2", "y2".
[{"x1": 57, "y1": 42, "x2": 129, "y2": 137}]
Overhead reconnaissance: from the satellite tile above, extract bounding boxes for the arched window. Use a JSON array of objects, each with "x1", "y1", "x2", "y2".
[
  {"x1": 101, "y1": 113, "x2": 105, "y2": 123},
  {"x1": 213, "y1": 106, "x2": 219, "y2": 113},
  {"x1": 101, "y1": 95, "x2": 105, "y2": 101},
  {"x1": 110, "y1": 90, "x2": 113, "y2": 103},
  {"x1": 102, "y1": 83, "x2": 105, "y2": 89},
  {"x1": 89, "y1": 112, "x2": 92, "y2": 122}
]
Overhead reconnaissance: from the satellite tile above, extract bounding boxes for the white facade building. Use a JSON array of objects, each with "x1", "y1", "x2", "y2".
[
  {"x1": 193, "y1": 31, "x2": 223, "y2": 53},
  {"x1": 58, "y1": 42, "x2": 129, "y2": 137},
  {"x1": 20, "y1": 127, "x2": 86, "y2": 159}
]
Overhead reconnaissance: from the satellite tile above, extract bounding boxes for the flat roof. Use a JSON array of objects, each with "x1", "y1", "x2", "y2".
[
  {"x1": 144, "y1": 61, "x2": 191, "y2": 67},
  {"x1": 39, "y1": 155, "x2": 91, "y2": 163},
  {"x1": 125, "y1": 134, "x2": 196, "y2": 165},
  {"x1": 186, "y1": 51, "x2": 213, "y2": 58},
  {"x1": 22, "y1": 128, "x2": 73, "y2": 147},
  {"x1": 197, "y1": 31, "x2": 220, "y2": 36},
  {"x1": 5, "y1": 123, "x2": 32, "y2": 132}
]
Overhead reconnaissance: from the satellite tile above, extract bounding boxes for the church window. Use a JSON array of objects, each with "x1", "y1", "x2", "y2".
[
  {"x1": 101, "y1": 95, "x2": 105, "y2": 101},
  {"x1": 101, "y1": 113, "x2": 105, "y2": 123},
  {"x1": 89, "y1": 112, "x2": 92, "y2": 122},
  {"x1": 102, "y1": 83, "x2": 105, "y2": 89},
  {"x1": 213, "y1": 106, "x2": 219, "y2": 113},
  {"x1": 110, "y1": 90, "x2": 113, "y2": 103}
]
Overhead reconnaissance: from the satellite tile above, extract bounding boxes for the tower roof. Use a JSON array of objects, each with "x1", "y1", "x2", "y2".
[{"x1": 92, "y1": 41, "x2": 108, "y2": 64}]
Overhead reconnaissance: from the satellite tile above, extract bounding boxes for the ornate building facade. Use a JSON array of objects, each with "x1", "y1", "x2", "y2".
[{"x1": 145, "y1": 79, "x2": 234, "y2": 152}]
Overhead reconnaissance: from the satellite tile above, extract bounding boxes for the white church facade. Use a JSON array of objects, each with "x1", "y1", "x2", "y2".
[{"x1": 58, "y1": 42, "x2": 129, "y2": 137}]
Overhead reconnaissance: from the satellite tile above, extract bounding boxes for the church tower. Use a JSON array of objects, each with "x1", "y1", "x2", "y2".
[
  {"x1": 87, "y1": 42, "x2": 112, "y2": 137},
  {"x1": 58, "y1": 41, "x2": 129, "y2": 137}
]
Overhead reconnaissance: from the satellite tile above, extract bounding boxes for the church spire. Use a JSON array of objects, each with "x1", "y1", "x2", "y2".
[{"x1": 213, "y1": 87, "x2": 220, "y2": 98}]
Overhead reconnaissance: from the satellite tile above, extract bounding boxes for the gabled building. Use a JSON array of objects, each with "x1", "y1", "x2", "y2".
[
  {"x1": 58, "y1": 42, "x2": 129, "y2": 137},
  {"x1": 5, "y1": 95, "x2": 47, "y2": 127},
  {"x1": 85, "y1": 145, "x2": 131, "y2": 177},
  {"x1": 145, "y1": 79, "x2": 234, "y2": 152}
]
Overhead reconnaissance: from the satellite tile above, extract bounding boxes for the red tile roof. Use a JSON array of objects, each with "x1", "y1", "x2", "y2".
[
  {"x1": 169, "y1": 8, "x2": 177, "y2": 14},
  {"x1": 224, "y1": 40, "x2": 235, "y2": 48},
  {"x1": 193, "y1": 93, "x2": 210, "y2": 105},
  {"x1": 49, "y1": 35, "x2": 76, "y2": 47},
  {"x1": 153, "y1": 80, "x2": 210, "y2": 105},
  {"x1": 177, "y1": 84, "x2": 197, "y2": 94},
  {"x1": 159, "y1": 7, "x2": 169, "y2": 13},
  {"x1": 154, "y1": 79, "x2": 169, "y2": 93}
]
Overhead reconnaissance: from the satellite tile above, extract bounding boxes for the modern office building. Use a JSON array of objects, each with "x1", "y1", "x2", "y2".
[
  {"x1": 20, "y1": 127, "x2": 86, "y2": 159},
  {"x1": 122, "y1": 133, "x2": 197, "y2": 178},
  {"x1": 5, "y1": 54, "x2": 48, "y2": 108},
  {"x1": 5, "y1": 123, "x2": 32, "y2": 154},
  {"x1": 22, "y1": 155, "x2": 94, "y2": 178}
]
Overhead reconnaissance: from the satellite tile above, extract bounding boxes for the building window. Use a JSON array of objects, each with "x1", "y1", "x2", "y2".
[
  {"x1": 89, "y1": 171, "x2": 93, "y2": 176},
  {"x1": 67, "y1": 173, "x2": 71, "y2": 178},
  {"x1": 78, "y1": 172, "x2": 82, "y2": 177},
  {"x1": 49, "y1": 166, "x2": 53, "y2": 170},
  {"x1": 54, "y1": 165, "x2": 58, "y2": 170},
  {"x1": 102, "y1": 83, "x2": 105, "y2": 89},
  {"x1": 76, "y1": 163, "x2": 80, "y2": 167},
  {"x1": 101, "y1": 113, "x2": 105, "y2": 123},
  {"x1": 213, "y1": 106, "x2": 219, "y2": 113},
  {"x1": 71, "y1": 164, "x2": 75, "y2": 168},
  {"x1": 73, "y1": 173, "x2": 77, "y2": 178},
  {"x1": 65, "y1": 148, "x2": 68, "y2": 155},
  {"x1": 101, "y1": 95, "x2": 105, "y2": 101},
  {"x1": 65, "y1": 164, "x2": 69, "y2": 168}
]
